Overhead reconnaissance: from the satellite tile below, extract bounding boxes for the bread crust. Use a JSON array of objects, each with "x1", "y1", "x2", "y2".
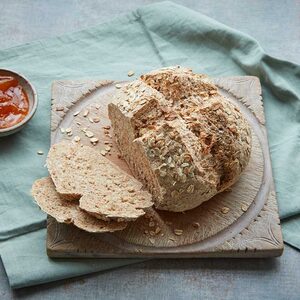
[{"x1": 109, "y1": 66, "x2": 252, "y2": 212}]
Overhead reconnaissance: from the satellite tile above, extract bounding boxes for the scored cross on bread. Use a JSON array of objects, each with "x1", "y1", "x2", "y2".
[
  {"x1": 109, "y1": 66, "x2": 252, "y2": 212},
  {"x1": 46, "y1": 142, "x2": 153, "y2": 222}
]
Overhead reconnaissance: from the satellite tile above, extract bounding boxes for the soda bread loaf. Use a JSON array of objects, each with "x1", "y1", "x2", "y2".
[
  {"x1": 32, "y1": 177, "x2": 127, "y2": 232},
  {"x1": 108, "y1": 66, "x2": 252, "y2": 212},
  {"x1": 47, "y1": 142, "x2": 153, "y2": 221}
]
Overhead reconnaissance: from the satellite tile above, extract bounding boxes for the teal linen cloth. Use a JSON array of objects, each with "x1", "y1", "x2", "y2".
[{"x1": 0, "y1": 1, "x2": 299, "y2": 288}]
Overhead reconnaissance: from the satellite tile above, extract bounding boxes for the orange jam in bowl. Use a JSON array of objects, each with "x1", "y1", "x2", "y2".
[{"x1": 0, "y1": 76, "x2": 29, "y2": 129}]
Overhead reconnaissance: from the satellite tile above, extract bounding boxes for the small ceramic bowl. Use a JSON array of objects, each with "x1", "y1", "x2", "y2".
[{"x1": 0, "y1": 69, "x2": 38, "y2": 137}]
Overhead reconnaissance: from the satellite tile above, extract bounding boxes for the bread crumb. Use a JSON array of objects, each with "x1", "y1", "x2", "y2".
[
  {"x1": 60, "y1": 127, "x2": 65, "y2": 134},
  {"x1": 221, "y1": 207, "x2": 230, "y2": 214},
  {"x1": 100, "y1": 150, "x2": 107, "y2": 156},
  {"x1": 174, "y1": 229, "x2": 183, "y2": 236},
  {"x1": 93, "y1": 117, "x2": 100, "y2": 123},
  {"x1": 115, "y1": 84, "x2": 122, "y2": 89},
  {"x1": 241, "y1": 204, "x2": 248, "y2": 212}
]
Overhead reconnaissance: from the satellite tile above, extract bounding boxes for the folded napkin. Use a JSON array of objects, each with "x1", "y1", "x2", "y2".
[{"x1": 0, "y1": 1, "x2": 299, "y2": 289}]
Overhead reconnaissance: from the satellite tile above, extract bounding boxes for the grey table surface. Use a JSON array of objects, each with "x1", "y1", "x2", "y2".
[{"x1": 0, "y1": 0, "x2": 299, "y2": 299}]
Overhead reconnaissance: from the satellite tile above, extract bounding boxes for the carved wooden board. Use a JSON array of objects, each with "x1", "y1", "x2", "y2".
[{"x1": 47, "y1": 76, "x2": 284, "y2": 258}]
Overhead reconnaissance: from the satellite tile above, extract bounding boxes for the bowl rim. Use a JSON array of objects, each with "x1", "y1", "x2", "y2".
[{"x1": 0, "y1": 68, "x2": 38, "y2": 134}]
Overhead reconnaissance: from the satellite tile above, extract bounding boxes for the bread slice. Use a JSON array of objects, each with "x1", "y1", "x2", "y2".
[
  {"x1": 80, "y1": 191, "x2": 152, "y2": 222},
  {"x1": 47, "y1": 142, "x2": 153, "y2": 221},
  {"x1": 109, "y1": 66, "x2": 252, "y2": 212},
  {"x1": 32, "y1": 177, "x2": 127, "y2": 232}
]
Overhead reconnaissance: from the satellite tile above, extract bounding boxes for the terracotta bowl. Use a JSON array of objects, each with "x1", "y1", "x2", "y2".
[{"x1": 0, "y1": 69, "x2": 38, "y2": 137}]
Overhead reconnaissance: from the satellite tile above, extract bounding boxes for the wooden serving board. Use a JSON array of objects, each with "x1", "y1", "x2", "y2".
[{"x1": 47, "y1": 76, "x2": 283, "y2": 258}]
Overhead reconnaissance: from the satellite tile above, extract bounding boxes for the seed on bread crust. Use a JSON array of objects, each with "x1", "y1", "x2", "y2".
[
  {"x1": 90, "y1": 137, "x2": 99, "y2": 144},
  {"x1": 85, "y1": 131, "x2": 94, "y2": 138}
]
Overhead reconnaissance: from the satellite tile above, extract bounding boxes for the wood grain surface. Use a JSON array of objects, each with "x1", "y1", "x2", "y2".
[{"x1": 47, "y1": 76, "x2": 283, "y2": 258}]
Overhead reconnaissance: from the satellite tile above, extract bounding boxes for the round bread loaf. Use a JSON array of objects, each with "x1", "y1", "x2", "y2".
[{"x1": 108, "y1": 66, "x2": 252, "y2": 212}]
